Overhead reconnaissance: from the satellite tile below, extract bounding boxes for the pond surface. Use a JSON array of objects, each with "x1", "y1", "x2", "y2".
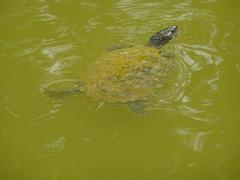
[{"x1": 0, "y1": 0, "x2": 240, "y2": 179}]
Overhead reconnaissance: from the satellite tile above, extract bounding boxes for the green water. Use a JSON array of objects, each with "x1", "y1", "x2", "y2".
[{"x1": 0, "y1": 0, "x2": 240, "y2": 179}]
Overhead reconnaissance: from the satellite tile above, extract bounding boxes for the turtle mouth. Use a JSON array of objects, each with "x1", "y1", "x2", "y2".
[
  {"x1": 169, "y1": 25, "x2": 178, "y2": 33},
  {"x1": 160, "y1": 25, "x2": 178, "y2": 42},
  {"x1": 167, "y1": 25, "x2": 178, "y2": 39}
]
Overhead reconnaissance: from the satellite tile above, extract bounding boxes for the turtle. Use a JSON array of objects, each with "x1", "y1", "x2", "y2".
[{"x1": 45, "y1": 25, "x2": 185, "y2": 112}]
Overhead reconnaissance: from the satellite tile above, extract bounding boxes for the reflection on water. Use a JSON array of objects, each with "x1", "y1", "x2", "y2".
[
  {"x1": 175, "y1": 42, "x2": 222, "y2": 123},
  {"x1": 41, "y1": 136, "x2": 66, "y2": 157},
  {"x1": 0, "y1": 0, "x2": 240, "y2": 179}
]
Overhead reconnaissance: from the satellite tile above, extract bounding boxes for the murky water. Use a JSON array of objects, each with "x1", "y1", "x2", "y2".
[{"x1": 0, "y1": 0, "x2": 240, "y2": 179}]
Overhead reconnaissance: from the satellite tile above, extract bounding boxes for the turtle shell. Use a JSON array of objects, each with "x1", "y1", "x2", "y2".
[{"x1": 84, "y1": 47, "x2": 180, "y2": 104}]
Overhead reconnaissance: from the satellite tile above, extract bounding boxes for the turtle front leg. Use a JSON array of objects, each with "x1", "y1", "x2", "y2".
[
  {"x1": 161, "y1": 50, "x2": 176, "y2": 58},
  {"x1": 127, "y1": 100, "x2": 147, "y2": 115}
]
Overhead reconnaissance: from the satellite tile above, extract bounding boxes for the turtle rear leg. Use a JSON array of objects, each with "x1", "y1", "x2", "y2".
[
  {"x1": 43, "y1": 79, "x2": 85, "y2": 98},
  {"x1": 45, "y1": 87, "x2": 82, "y2": 98},
  {"x1": 107, "y1": 44, "x2": 134, "y2": 51}
]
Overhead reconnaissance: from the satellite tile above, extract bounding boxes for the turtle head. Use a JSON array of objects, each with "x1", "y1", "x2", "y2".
[{"x1": 148, "y1": 25, "x2": 178, "y2": 48}]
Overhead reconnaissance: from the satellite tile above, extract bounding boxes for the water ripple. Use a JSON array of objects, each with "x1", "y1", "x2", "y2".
[{"x1": 174, "y1": 128, "x2": 212, "y2": 152}]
